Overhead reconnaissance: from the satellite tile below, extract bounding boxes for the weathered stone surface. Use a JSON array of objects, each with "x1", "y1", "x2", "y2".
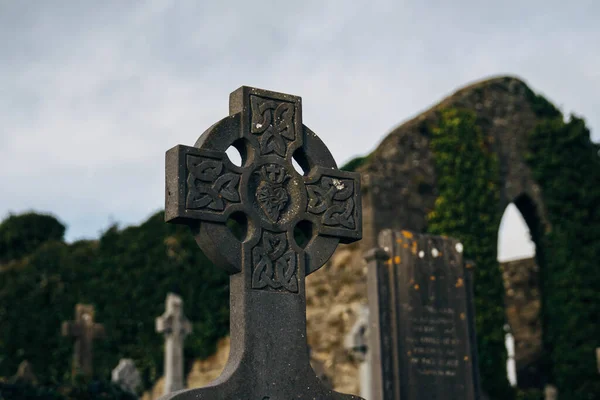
[
  {"x1": 501, "y1": 257, "x2": 543, "y2": 388},
  {"x1": 163, "y1": 86, "x2": 362, "y2": 399}
]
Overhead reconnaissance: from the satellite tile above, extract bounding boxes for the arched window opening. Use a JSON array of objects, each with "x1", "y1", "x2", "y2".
[{"x1": 498, "y1": 201, "x2": 543, "y2": 389}]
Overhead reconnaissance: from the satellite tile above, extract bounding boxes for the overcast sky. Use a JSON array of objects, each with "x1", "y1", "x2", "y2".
[{"x1": 1, "y1": 1, "x2": 598, "y2": 261}]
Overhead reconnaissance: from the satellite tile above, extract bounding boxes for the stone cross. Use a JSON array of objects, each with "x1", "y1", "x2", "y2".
[
  {"x1": 62, "y1": 303, "x2": 105, "y2": 379},
  {"x1": 156, "y1": 293, "x2": 192, "y2": 395},
  {"x1": 163, "y1": 86, "x2": 362, "y2": 399},
  {"x1": 112, "y1": 358, "x2": 142, "y2": 394}
]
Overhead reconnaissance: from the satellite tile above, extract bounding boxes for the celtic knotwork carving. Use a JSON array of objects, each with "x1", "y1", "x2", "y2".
[
  {"x1": 252, "y1": 231, "x2": 298, "y2": 293},
  {"x1": 307, "y1": 176, "x2": 355, "y2": 229},
  {"x1": 250, "y1": 95, "x2": 295, "y2": 157},
  {"x1": 255, "y1": 164, "x2": 291, "y2": 223},
  {"x1": 186, "y1": 155, "x2": 240, "y2": 211}
]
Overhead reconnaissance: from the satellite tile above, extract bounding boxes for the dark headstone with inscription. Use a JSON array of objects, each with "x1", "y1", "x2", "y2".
[
  {"x1": 366, "y1": 229, "x2": 481, "y2": 400},
  {"x1": 163, "y1": 86, "x2": 362, "y2": 399}
]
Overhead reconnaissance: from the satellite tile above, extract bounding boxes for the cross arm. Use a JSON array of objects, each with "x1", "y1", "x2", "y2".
[
  {"x1": 93, "y1": 324, "x2": 106, "y2": 339},
  {"x1": 61, "y1": 321, "x2": 82, "y2": 338},
  {"x1": 165, "y1": 145, "x2": 243, "y2": 225},
  {"x1": 305, "y1": 166, "x2": 362, "y2": 243}
]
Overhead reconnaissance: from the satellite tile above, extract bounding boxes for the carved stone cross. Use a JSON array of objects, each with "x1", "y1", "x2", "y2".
[
  {"x1": 61, "y1": 304, "x2": 105, "y2": 379},
  {"x1": 156, "y1": 293, "x2": 193, "y2": 395},
  {"x1": 163, "y1": 86, "x2": 362, "y2": 399}
]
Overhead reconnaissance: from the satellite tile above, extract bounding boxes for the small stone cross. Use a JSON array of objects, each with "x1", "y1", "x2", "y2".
[
  {"x1": 156, "y1": 293, "x2": 192, "y2": 395},
  {"x1": 61, "y1": 304, "x2": 105, "y2": 379},
  {"x1": 163, "y1": 86, "x2": 362, "y2": 399}
]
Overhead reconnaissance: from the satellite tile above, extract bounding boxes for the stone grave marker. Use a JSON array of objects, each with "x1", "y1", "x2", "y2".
[
  {"x1": 9, "y1": 360, "x2": 37, "y2": 385},
  {"x1": 112, "y1": 358, "x2": 142, "y2": 395},
  {"x1": 62, "y1": 304, "x2": 105, "y2": 379},
  {"x1": 344, "y1": 304, "x2": 371, "y2": 399},
  {"x1": 366, "y1": 230, "x2": 481, "y2": 400},
  {"x1": 163, "y1": 86, "x2": 362, "y2": 399},
  {"x1": 156, "y1": 293, "x2": 192, "y2": 395}
]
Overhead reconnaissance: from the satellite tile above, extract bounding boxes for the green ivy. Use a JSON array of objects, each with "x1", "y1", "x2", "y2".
[
  {"x1": 425, "y1": 108, "x2": 513, "y2": 399},
  {"x1": 526, "y1": 115, "x2": 600, "y2": 399},
  {"x1": 0, "y1": 212, "x2": 229, "y2": 390},
  {"x1": 340, "y1": 154, "x2": 371, "y2": 172},
  {"x1": 516, "y1": 389, "x2": 543, "y2": 400}
]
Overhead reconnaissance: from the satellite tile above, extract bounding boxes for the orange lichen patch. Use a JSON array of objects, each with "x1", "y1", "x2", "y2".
[
  {"x1": 403, "y1": 243, "x2": 409, "y2": 249},
  {"x1": 394, "y1": 256, "x2": 401, "y2": 264},
  {"x1": 385, "y1": 258, "x2": 393, "y2": 266},
  {"x1": 460, "y1": 313, "x2": 466, "y2": 320},
  {"x1": 414, "y1": 284, "x2": 420, "y2": 290},
  {"x1": 411, "y1": 241, "x2": 418, "y2": 255},
  {"x1": 466, "y1": 263, "x2": 474, "y2": 269},
  {"x1": 455, "y1": 278, "x2": 464, "y2": 288},
  {"x1": 464, "y1": 356, "x2": 469, "y2": 361},
  {"x1": 401, "y1": 230, "x2": 413, "y2": 239},
  {"x1": 396, "y1": 238, "x2": 403, "y2": 244},
  {"x1": 430, "y1": 276, "x2": 436, "y2": 281}
]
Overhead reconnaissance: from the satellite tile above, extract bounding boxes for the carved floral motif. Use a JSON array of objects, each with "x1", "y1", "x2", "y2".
[
  {"x1": 250, "y1": 95, "x2": 295, "y2": 157},
  {"x1": 306, "y1": 177, "x2": 356, "y2": 229},
  {"x1": 186, "y1": 155, "x2": 240, "y2": 211},
  {"x1": 252, "y1": 231, "x2": 298, "y2": 292},
  {"x1": 255, "y1": 164, "x2": 290, "y2": 223}
]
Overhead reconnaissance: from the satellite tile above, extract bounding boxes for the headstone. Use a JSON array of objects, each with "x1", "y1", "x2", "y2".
[
  {"x1": 9, "y1": 360, "x2": 37, "y2": 385},
  {"x1": 156, "y1": 293, "x2": 192, "y2": 395},
  {"x1": 162, "y1": 86, "x2": 362, "y2": 399},
  {"x1": 62, "y1": 304, "x2": 105, "y2": 379},
  {"x1": 366, "y1": 230, "x2": 481, "y2": 400},
  {"x1": 504, "y1": 327, "x2": 517, "y2": 387},
  {"x1": 112, "y1": 358, "x2": 142, "y2": 395},
  {"x1": 344, "y1": 304, "x2": 371, "y2": 399},
  {"x1": 544, "y1": 384, "x2": 558, "y2": 400}
]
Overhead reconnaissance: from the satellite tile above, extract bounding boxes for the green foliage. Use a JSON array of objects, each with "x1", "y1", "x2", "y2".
[
  {"x1": 0, "y1": 212, "x2": 229, "y2": 390},
  {"x1": 0, "y1": 381, "x2": 136, "y2": 400},
  {"x1": 0, "y1": 212, "x2": 65, "y2": 264},
  {"x1": 526, "y1": 115, "x2": 600, "y2": 399},
  {"x1": 425, "y1": 108, "x2": 513, "y2": 399},
  {"x1": 516, "y1": 389, "x2": 543, "y2": 400},
  {"x1": 340, "y1": 154, "x2": 371, "y2": 172},
  {"x1": 524, "y1": 87, "x2": 562, "y2": 120}
]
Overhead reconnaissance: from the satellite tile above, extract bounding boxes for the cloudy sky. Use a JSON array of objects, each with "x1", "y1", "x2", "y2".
[{"x1": 1, "y1": 1, "x2": 598, "y2": 261}]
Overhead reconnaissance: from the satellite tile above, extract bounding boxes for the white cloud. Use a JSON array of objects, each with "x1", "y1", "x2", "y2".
[{"x1": 0, "y1": 0, "x2": 598, "y2": 261}]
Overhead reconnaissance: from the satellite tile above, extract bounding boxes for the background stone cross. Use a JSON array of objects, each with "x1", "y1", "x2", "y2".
[
  {"x1": 156, "y1": 293, "x2": 192, "y2": 395},
  {"x1": 61, "y1": 303, "x2": 105, "y2": 379},
  {"x1": 163, "y1": 86, "x2": 362, "y2": 399}
]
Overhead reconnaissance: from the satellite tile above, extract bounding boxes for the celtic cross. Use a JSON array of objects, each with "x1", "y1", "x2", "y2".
[{"x1": 163, "y1": 86, "x2": 362, "y2": 399}]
